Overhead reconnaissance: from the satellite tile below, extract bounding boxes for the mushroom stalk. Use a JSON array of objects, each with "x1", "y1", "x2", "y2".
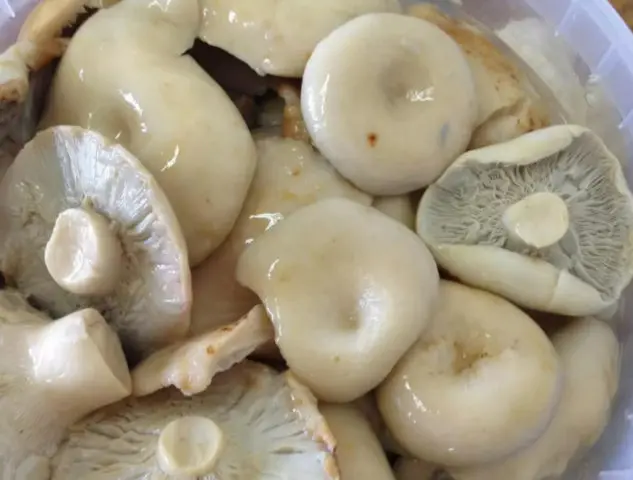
[
  {"x1": 45, "y1": 207, "x2": 123, "y2": 296},
  {"x1": 502, "y1": 192, "x2": 569, "y2": 249},
  {"x1": 157, "y1": 416, "x2": 225, "y2": 477}
]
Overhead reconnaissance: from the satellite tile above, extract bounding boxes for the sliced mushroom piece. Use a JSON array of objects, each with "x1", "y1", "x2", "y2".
[
  {"x1": 442, "y1": 317, "x2": 620, "y2": 480},
  {"x1": 41, "y1": 0, "x2": 257, "y2": 266},
  {"x1": 377, "y1": 281, "x2": 562, "y2": 467},
  {"x1": 322, "y1": 404, "x2": 395, "y2": 480},
  {"x1": 373, "y1": 196, "x2": 416, "y2": 230},
  {"x1": 191, "y1": 135, "x2": 370, "y2": 337},
  {"x1": 199, "y1": 0, "x2": 401, "y2": 77},
  {"x1": 0, "y1": 126, "x2": 191, "y2": 357},
  {"x1": 237, "y1": 198, "x2": 439, "y2": 402},
  {"x1": 132, "y1": 305, "x2": 274, "y2": 397},
  {"x1": 0, "y1": 290, "x2": 131, "y2": 478},
  {"x1": 52, "y1": 361, "x2": 339, "y2": 479},
  {"x1": 302, "y1": 13, "x2": 477, "y2": 195},
  {"x1": 407, "y1": 4, "x2": 549, "y2": 148},
  {"x1": 417, "y1": 125, "x2": 633, "y2": 316}
]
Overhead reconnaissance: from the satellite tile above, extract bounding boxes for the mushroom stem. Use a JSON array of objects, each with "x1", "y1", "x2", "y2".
[
  {"x1": 157, "y1": 416, "x2": 225, "y2": 477},
  {"x1": 29, "y1": 309, "x2": 132, "y2": 410},
  {"x1": 502, "y1": 192, "x2": 569, "y2": 249},
  {"x1": 45, "y1": 207, "x2": 123, "y2": 296}
]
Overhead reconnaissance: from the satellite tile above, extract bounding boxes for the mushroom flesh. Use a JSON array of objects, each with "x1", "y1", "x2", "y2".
[{"x1": 417, "y1": 125, "x2": 633, "y2": 316}]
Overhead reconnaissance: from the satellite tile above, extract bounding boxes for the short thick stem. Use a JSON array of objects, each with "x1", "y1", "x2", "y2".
[
  {"x1": 502, "y1": 192, "x2": 569, "y2": 249},
  {"x1": 45, "y1": 207, "x2": 123, "y2": 296}
]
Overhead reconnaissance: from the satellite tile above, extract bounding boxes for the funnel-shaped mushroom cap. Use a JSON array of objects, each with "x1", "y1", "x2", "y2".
[
  {"x1": 132, "y1": 305, "x2": 274, "y2": 397},
  {"x1": 417, "y1": 125, "x2": 633, "y2": 316},
  {"x1": 191, "y1": 135, "x2": 370, "y2": 337},
  {"x1": 237, "y1": 197, "x2": 439, "y2": 403},
  {"x1": 199, "y1": 0, "x2": 402, "y2": 77},
  {"x1": 41, "y1": 0, "x2": 257, "y2": 266},
  {"x1": 0, "y1": 126, "x2": 191, "y2": 357},
  {"x1": 52, "y1": 361, "x2": 339, "y2": 479},
  {"x1": 0, "y1": 290, "x2": 131, "y2": 478}
]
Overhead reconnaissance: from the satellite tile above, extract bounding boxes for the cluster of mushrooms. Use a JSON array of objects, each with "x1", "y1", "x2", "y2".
[{"x1": 0, "y1": 0, "x2": 629, "y2": 479}]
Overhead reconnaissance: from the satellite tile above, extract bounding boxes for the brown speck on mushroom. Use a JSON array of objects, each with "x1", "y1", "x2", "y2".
[{"x1": 367, "y1": 132, "x2": 378, "y2": 147}]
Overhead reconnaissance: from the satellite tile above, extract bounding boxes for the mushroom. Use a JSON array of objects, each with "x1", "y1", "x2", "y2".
[
  {"x1": 237, "y1": 197, "x2": 439, "y2": 402},
  {"x1": 416, "y1": 125, "x2": 633, "y2": 316},
  {"x1": 377, "y1": 281, "x2": 562, "y2": 467},
  {"x1": 40, "y1": 0, "x2": 257, "y2": 266},
  {"x1": 198, "y1": 0, "x2": 402, "y2": 77},
  {"x1": 407, "y1": 4, "x2": 549, "y2": 149},
  {"x1": 301, "y1": 13, "x2": 478, "y2": 195},
  {"x1": 51, "y1": 361, "x2": 340, "y2": 479},
  {"x1": 0, "y1": 126, "x2": 191, "y2": 357},
  {"x1": 132, "y1": 304, "x2": 274, "y2": 397},
  {"x1": 372, "y1": 196, "x2": 416, "y2": 230},
  {"x1": 0, "y1": 289, "x2": 131, "y2": 478},
  {"x1": 437, "y1": 317, "x2": 620, "y2": 480},
  {"x1": 321, "y1": 404, "x2": 395, "y2": 480},
  {"x1": 190, "y1": 135, "x2": 370, "y2": 337}
]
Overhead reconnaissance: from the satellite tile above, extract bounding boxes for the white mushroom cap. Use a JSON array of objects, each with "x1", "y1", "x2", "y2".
[
  {"x1": 372, "y1": 196, "x2": 416, "y2": 230},
  {"x1": 301, "y1": 13, "x2": 477, "y2": 195},
  {"x1": 443, "y1": 317, "x2": 620, "y2": 480},
  {"x1": 191, "y1": 135, "x2": 370, "y2": 337},
  {"x1": 0, "y1": 126, "x2": 191, "y2": 358},
  {"x1": 0, "y1": 290, "x2": 131, "y2": 477},
  {"x1": 407, "y1": 4, "x2": 549, "y2": 148},
  {"x1": 417, "y1": 125, "x2": 633, "y2": 316},
  {"x1": 237, "y1": 197, "x2": 439, "y2": 402},
  {"x1": 52, "y1": 361, "x2": 340, "y2": 479},
  {"x1": 41, "y1": 0, "x2": 257, "y2": 266},
  {"x1": 377, "y1": 281, "x2": 562, "y2": 467},
  {"x1": 132, "y1": 305, "x2": 274, "y2": 397},
  {"x1": 322, "y1": 404, "x2": 395, "y2": 480},
  {"x1": 199, "y1": 0, "x2": 401, "y2": 77}
]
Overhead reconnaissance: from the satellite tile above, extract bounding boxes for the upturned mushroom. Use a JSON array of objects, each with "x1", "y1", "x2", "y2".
[
  {"x1": 52, "y1": 361, "x2": 339, "y2": 479},
  {"x1": 301, "y1": 13, "x2": 478, "y2": 195},
  {"x1": 0, "y1": 126, "x2": 191, "y2": 357},
  {"x1": 377, "y1": 281, "x2": 562, "y2": 467},
  {"x1": 417, "y1": 125, "x2": 633, "y2": 316},
  {"x1": 199, "y1": 0, "x2": 401, "y2": 77},
  {"x1": 0, "y1": 289, "x2": 131, "y2": 479},
  {"x1": 132, "y1": 305, "x2": 274, "y2": 397},
  {"x1": 190, "y1": 135, "x2": 370, "y2": 336},
  {"x1": 237, "y1": 197, "x2": 439, "y2": 402},
  {"x1": 322, "y1": 404, "x2": 395, "y2": 480},
  {"x1": 407, "y1": 4, "x2": 549, "y2": 148},
  {"x1": 40, "y1": 0, "x2": 257, "y2": 266},
  {"x1": 373, "y1": 196, "x2": 416, "y2": 230}
]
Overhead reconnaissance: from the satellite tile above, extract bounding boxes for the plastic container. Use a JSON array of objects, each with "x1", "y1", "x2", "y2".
[{"x1": 2, "y1": 0, "x2": 633, "y2": 478}]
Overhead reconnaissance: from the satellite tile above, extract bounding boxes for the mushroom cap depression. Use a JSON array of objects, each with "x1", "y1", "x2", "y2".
[
  {"x1": 52, "y1": 361, "x2": 339, "y2": 479},
  {"x1": 0, "y1": 126, "x2": 191, "y2": 357},
  {"x1": 377, "y1": 281, "x2": 562, "y2": 467},
  {"x1": 237, "y1": 197, "x2": 439, "y2": 403},
  {"x1": 191, "y1": 135, "x2": 370, "y2": 336},
  {"x1": 301, "y1": 13, "x2": 478, "y2": 195},
  {"x1": 417, "y1": 125, "x2": 633, "y2": 316},
  {"x1": 199, "y1": 0, "x2": 402, "y2": 77},
  {"x1": 41, "y1": 0, "x2": 257, "y2": 266}
]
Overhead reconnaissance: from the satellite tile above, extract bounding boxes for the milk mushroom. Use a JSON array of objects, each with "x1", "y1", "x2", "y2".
[
  {"x1": 0, "y1": 289, "x2": 131, "y2": 478},
  {"x1": 132, "y1": 305, "x2": 274, "y2": 397},
  {"x1": 52, "y1": 361, "x2": 340, "y2": 479},
  {"x1": 0, "y1": 126, "x2": 191, "y2": 357},
  {"x1": 41, "y1": 0, "x2": 257, "y2": 266},
  {"x1": 437, "y1": 317, "x2": 620, "y2": 480},
  {"x1": 191, "y1": 135, "x2": 370, "y2": 336},
  {"x1": 417, "y1": 125, "x2": 633, "y2": 316},
  {"x1": 322, "y1": 404, "x2": 395, "y2": 480},
  {"x1": 377, "y1": 281, "x2": 562, "y2": 467},
  {"x1": 199, "y1": 0, "x2": 401, "y2": 77},
  {"x1": 373, "y1": 196, "x2": 416, "y2": 230},
  {"x1": 408, "y1": 4, "x2": 549, "y2": 148},
  {"x1": 237, "y1": 197, "x2": 439, "y2": 402},
  {"x1": 302, "y1": 13, "x2": 477, "y2": 195}
]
